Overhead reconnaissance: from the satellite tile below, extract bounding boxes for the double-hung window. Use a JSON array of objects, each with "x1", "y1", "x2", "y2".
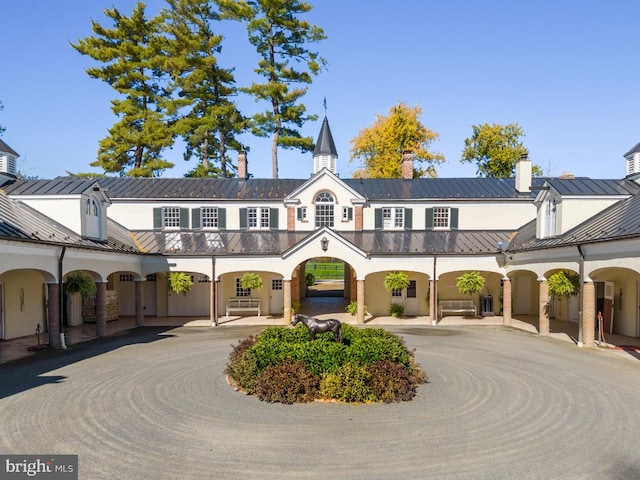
[
  {"x1": 201, "y1": 207, "x2": 218, "y2": 228},
  {"x1": 432, "y1": 207, "x2": 450, "y2": 229},
  {"x1": 248, "y1": 207, "x2": 270, "y2": 229},
  {"x1": 382, "y1": 207, "x2": 404, "y2": 229},
  {"x1": 163, "y1": 207, "x2": 181, "y2": 229}
]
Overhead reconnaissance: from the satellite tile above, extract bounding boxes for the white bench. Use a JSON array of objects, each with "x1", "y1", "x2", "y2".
[
  {"x1": 438, "y1": 300, "x2": 477, "y2": 318},
  {"x1": 226, "y1": 297, "x2": 261, "y2": 317}
]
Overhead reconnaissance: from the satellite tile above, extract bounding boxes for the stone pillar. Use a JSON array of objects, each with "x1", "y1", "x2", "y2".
[
  {"x1": 502, "y1": 278, "x2": 512, "y2": 326},
  {"x1": 356, "y1": 279, "x2": 365, "y2": 324},
  {"x1": 287, "y1": 206, "x2": 295, "y2": 231},
  {"x1": 96, "y1": 281, "x2": 107, "y2": 338},
  {"x1": 354, "y1": 206, "x2": 363, "y2": 231},
  {"x1": 283, "y1": 279, "x2": 292, "y2": 325},
  {"x1": 47, "y1": 283, "x2": 61, "y2": 349},
  {"x1": 538, "y1": 279, "x2": 549, "y2": 335},
  {"x1": 135, "y1": 279, "x2": 144, "y2": 327},
  {"x1": 429, "y1": 279, "x2": 436, "y2": 324},
  {"x1": 582, "y1": 280, "x2": 595, "y2": 347}
]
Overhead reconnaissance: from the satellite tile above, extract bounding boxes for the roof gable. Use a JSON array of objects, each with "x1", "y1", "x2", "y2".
[{"x1": 284, "y1": 169, "x2": 366, "y2": 206}]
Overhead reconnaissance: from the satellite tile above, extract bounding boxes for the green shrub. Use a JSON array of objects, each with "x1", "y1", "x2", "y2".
[
  {"x1": 320, "y1": 362, "x2": 375, "y2": 403},
  {"x1": 255, "y1": 361, "x2": 320, "y2": 404},
  {"x1": 366, "y1": 359, "x2": 416, "y2": 403},
  {"x1": 226, "y1": 325, "x2": 426, "y2": 403},
  {"x1": 389, "y1": 303, "x2": 404, "y2": 318},
  {"x1": 225, "y1": 336, "x2": 259, "y2": 393},
  {"x1": 305, "y1": 272, "x2": 316, "y2": 286}
]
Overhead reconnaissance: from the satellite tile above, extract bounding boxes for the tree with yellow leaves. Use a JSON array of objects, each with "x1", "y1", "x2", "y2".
[{"x1": 349, "y1": 102, "x2": 445, "y2": 178}]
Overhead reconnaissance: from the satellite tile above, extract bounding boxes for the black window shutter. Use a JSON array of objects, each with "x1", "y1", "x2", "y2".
[
  {"x1": 404, "y1": 208, "x2": 412, "y2": 230},
  {"x1": 239, "y1": 208, "x2": 247, "y2": 229},
  {"x1": 297, "y1": 207, "x2": 303, "y2": 220},
  {"x1": 348, "y1": 207, "x2": 353, "y2": 221},
  {"x1": 180, "y1": 208, "x2": 189, "y2": 228},
  {"x1": 450, "y1": 208, "x2": 459, "y2": 230},
  {"x1": 153, "y1": 207, "x2": 163, "y2": 229},
  {"x1": 425, "y1": 208, "x2": 434, "y2": 229},
  {"x1": 191, "y1": 208, "x2": 201, "y2": 229},
  {"x1": 218, "y1": 208, "x2": 226, "y2": 230},
  {"x1": 374, "y1": 208, "x2": 382, "y2": 229},
  {"x1": 270, "y1": 208, "x2": 279, "y2": 230}
]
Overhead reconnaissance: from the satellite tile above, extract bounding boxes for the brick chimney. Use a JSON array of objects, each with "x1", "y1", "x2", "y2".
[
  {"x1": 237, "y1": 150, "x2": 248, "y2": 179},
  {"x1": 401, "y1": 150, "x2": 414, "y2": 179}
]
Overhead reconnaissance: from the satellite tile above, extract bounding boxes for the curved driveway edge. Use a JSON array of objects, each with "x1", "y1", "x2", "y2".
[{"x1": 1, "y1": 325, "x2": 639, "y2": 479}]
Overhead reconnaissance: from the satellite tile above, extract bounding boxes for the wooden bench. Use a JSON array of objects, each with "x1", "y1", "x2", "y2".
[
  {"x1": 226, "y1": 297, "x2": 261, "y2": 317},
  {"x1": 438, "y1": 300, "x2": 477, "y2": 318}
]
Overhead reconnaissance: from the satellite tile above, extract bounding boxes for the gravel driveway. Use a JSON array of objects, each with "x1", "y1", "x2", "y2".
[{"x1": 1, "y1": 325, "x2": 639, "y2": 480}]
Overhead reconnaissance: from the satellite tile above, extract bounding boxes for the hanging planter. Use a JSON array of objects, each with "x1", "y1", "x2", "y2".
[
  {"x1": 547, "y1": 271, "x2": 579, "y2": 297},
  {"x1": 240, "y1": 272, "x2": 263, "y2": 291},
  {"x1": 383, "y1": 271, "x2": 410, "y2": 292},
  {"x1": 168, "y1": 272, "x2": 193, "y2": 295},
  {"x1": 64, "y1": 272, "x2": 97, "y2": 297},
  {"x1": 456, "y1": 271, "x2": 485, "y2": 296}
]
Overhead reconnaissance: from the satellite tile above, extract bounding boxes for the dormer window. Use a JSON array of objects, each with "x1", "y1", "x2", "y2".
[
  {"x1": 543, "y1": 198, "x2": 557, "y2": 237},
  {"x1": 315, "y1": 192, "x2": 335, "y2": 227}
]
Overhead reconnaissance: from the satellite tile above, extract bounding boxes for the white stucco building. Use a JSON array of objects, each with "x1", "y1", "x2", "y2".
[{"x1": 2, "y1": 122, "x2": 640, "y2": 348}]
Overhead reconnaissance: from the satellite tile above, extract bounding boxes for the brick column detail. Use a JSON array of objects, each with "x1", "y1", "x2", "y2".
[
  {"x1": 96, "y1": 281, "x2": 107, "y2": 338},
  {"x1": 502, "y1": 278, "x2": 512, "y2": 326},
  {"x1": 47, "y1": 283, "x2": 61, "y2": 349},
  {"x1": 354, "y1": 206, "x2": 363, "y2": 231},
  {"x1": 135, "y1": 279, "x2": 144, "y2": 327},
  {"x1": 538, "y1": 280, "x2": 549, "y2": 335},
  {"x1": 350, "y1": 269, "x2": 357, "y2": 301},
  {"x1": 356, "y1": 280, "x2": 365, "y2": 324},
  {"x1": 287, "y1": 206, "x2": 295, "y2": 231},
  {"x1": 429, "y1": 280, "x2": 436, "y2": 323},
  {"x1": 582, "y1": 280, "x2": 596, "y2": 347},
  {"x1": 283, "y1": 280, "x2": 292, "y2": 325}
]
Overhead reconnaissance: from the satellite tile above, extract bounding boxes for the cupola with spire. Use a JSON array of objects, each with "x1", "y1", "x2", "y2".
[
  {"x1": 313, "y1": 116, "x2": 338, "y2": 175},
  {"x1": 624, "y1": 141, "x2": 640, "y2": 180}
]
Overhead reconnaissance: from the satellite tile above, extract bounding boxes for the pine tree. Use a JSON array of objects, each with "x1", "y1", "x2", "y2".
[
  {"x1": 217, "y1": 0, "x2": 326, "y2": 178},
  {"x1": 72, "y1": 3, "x2": 175, "y2": 177},
  {"x1": 161, "y1": 0, "x2": 248, "y2": 178}
]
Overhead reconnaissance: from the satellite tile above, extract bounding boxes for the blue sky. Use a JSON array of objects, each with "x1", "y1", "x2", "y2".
[{"x1": 2, "y1": 0, "x2": 639, "y2": 180}]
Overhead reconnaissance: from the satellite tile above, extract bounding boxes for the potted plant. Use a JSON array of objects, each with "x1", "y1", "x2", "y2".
[
  {"x1": 389, "y1": 303, "x2": 405, "y2": 318},
  {"x1": 345, "y1": 300, "x2": 368, "y2": 316},
  {"x1": 456, "y1": 271, "x2": 485, "y2": 317},
  {"x1": 546, "y1": 271, "x2": 579, "y2": 318},
  {"x1": 64, "y1": 272, "x2": 97, "y2": 326},
  {"x1": 240, "y1": 272, "x2": 263, "y2": 291},
  {"x1": 168, "y1": 272, "x2": 193, "y2": 295}
]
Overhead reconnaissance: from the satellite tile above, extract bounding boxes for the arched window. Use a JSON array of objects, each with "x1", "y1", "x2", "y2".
[
  {"x1": 85, "y1": 199, "x2": 91, "y2": 215},
  {"x1": 92, "y1": 199, "x2": 99, "y2": 217},
  {"x1": 315, "y1": 192, "x2": 334, "y2": 227}
]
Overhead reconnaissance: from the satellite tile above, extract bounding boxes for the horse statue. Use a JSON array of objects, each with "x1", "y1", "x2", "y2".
[{"x1": 292, "y1": 313, "x2": 343, "y2": 343}]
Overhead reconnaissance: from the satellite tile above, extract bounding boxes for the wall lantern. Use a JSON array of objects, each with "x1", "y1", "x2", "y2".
[{"x1": 320, "y1": 236, "x2": 329, "y2": 252}]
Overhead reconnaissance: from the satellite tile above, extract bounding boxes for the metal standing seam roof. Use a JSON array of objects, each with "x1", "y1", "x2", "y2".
[
  {"x1": 509, "y1": 192, "x2": 640, "y2": 252},
  {"x1": 313, "y1": 116, "x2": 338, "y2": 158},
  {"x1": 128, "y1": 229, "x2": 513, "y2": 256},
  {"x1": 4, "y1": 176, "x2": 546, "y2": 201},
  {"x1": 0, "y1": 139, "x2": 19, "y2": 157},
  {"x1": 544, "y1": 178, "x2": 640, "y2": 196},
  {"x1": 0, "y1": 192, "x2": 139, "y2": 252}
]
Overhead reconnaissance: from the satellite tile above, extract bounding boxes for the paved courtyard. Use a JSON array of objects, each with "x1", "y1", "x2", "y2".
[{"x1": 1, "y1": 324, "x2": 640, "y2": 479}]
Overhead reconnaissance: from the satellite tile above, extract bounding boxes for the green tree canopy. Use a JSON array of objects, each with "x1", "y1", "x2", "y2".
[
  {"x1": 350, "y1": 102, "x2": 445, "y2": 178},
  {"x1": 218, "y1": 0, "x2": 327, "y2": 178},
  {"x1": 461, "y1": 123, "x2": 542, "y2": 178},
  {"x1": 72, "y1": 3, "x2": 175, "y2": 177},
  {"x1": 162, "y1": 0, "x2": 248, "y2": 178}
]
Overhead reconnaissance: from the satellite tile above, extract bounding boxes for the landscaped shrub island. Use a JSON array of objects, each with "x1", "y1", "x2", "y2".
[{"x1": 225, "y1": 324, "x2": 427, "y2": 404}]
